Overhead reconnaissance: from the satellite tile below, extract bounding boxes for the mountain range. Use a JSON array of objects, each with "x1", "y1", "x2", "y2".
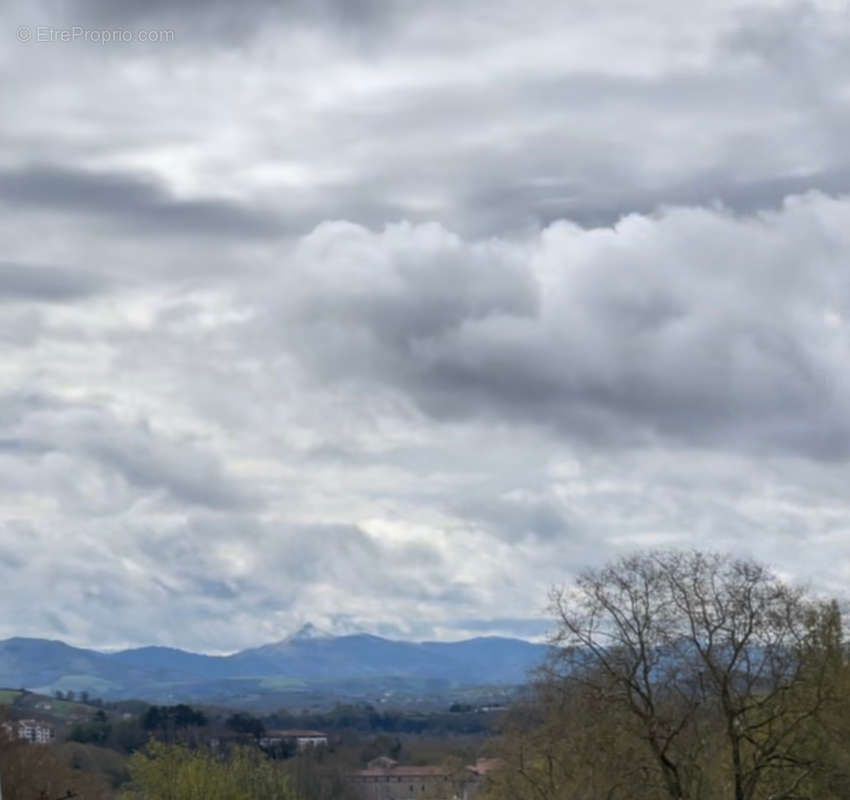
[{"x1": 0, "y1": 626, "x2": 548, "y2": 707}]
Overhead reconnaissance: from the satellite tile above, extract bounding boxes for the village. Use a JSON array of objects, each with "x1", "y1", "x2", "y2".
[{"x1": 0, "y1": 689, "x2": 504, "y2": 800}]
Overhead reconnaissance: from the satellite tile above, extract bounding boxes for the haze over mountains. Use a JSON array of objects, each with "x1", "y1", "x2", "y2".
[{"x1": 0, "y1": 625, "x2": 547, "y2": 706}]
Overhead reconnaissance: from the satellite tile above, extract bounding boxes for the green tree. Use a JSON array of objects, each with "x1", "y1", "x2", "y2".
[
  {"x1": 68, "y1": 709, "x2": 112, "y2": 745},
  {"x1": 226, "y1": 713, "x2": 265, "y2": 739},
  {"x1": 284, "y1": 750, "x2": 360, "y2": 800},
  {"x1": 121, "y1": 740, "x2": 300, "y2": 800},
  {"x1": 108, "y1": 717, "x2": 149, "y2": 754}
]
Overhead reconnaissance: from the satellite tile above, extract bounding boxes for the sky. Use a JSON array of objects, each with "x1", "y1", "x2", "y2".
[{"x1": 3, "y1": 0, "x2": 850, "y2": 652}]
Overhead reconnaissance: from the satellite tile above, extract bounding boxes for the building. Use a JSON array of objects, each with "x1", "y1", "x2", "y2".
[
  {"x1": 347, "y1": 757, "x2": 504, "y2": 800},
  {"x1": 259, "y1": 729, "x2": 328, "y2": 752},
  {"x1": 348, "y1": 764, "x2": 458, "y2": 800},
  {"x1": 1, "y1": 719, "x2": 55, "y2": 744}
]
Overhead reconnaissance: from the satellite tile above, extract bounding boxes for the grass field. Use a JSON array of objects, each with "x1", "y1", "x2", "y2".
[
  {"x1": 26, "y1": 697, "x2": 87, "y2": 718},
  {"x1": 0, "y1": 689, "x2": 22, "y2": 705},
  {"x1": 257, "y1": 677, "x2": 306, "y2": 690},
  {"x1": 0, "y1": 689, "x2": 98, "y2": 720},
  {"x1": 32, "y1": 674, "x2": 118, "y2": 697}
]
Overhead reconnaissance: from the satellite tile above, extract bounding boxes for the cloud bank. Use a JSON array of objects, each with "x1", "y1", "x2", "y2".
[{"x1": 2, "y1": 0, "x2": 850, "y2": 650}]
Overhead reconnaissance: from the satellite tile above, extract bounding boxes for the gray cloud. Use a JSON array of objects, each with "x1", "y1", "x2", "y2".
[
  {"x1": 68, "y1": 0, "x2": 403, "y2": 41},
  {"x1": 265, "y1": 203, "x2": 850, "y2": 463},
  {"x1": 0, "y1": 166, "x2": 283, "y2": 238},
  {"x1": 0, "y1": 261, "x2": 109, "y2": 302},
  {"x1": 451, "y1": 496, "x2": 571, "y2": 543},
  {"x1": 564, "y1": 168, "x2": 850, "y2": 228},
  {"x1": 0, "y1": 391, "x2": 257, "y2": 512},
  {"x1": 0, "y1": 545, "x2": 26, "y2": 570}
]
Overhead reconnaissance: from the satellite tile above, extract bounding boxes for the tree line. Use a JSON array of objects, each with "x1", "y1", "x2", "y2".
[{"x1": 265, "y1": 704, "x2": 493, "y2": 736}]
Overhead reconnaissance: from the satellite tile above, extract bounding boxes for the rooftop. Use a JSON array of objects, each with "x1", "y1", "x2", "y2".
[{"x1": 351, "y1": 766, "x2": 451, "y2": 778}]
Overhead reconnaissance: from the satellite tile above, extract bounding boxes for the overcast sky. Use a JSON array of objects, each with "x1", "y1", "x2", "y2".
[{"x1": 3, "y1": 0, "x2": 850, "y2": 652}]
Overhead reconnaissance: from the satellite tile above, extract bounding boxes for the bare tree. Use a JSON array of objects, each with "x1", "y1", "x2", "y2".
[{"x1": 547, "y1": 551, "x2": 840, "y2": 800}]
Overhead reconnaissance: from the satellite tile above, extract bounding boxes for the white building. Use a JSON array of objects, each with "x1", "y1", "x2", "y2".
[
  {"x1": 260, "y1": 729, "x2": 328, "y2": 751},
  {"x1": 1, "y1": 719, "x2": 55, "y2": 744}
]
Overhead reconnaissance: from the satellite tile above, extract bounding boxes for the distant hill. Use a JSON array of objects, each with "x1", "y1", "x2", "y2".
[{"x1": 0, "y1": 628, "x2": 548, "y2": 706}]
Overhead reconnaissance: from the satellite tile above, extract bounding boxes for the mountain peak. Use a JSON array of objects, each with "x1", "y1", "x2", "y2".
[{"x1": 288, "y1": 623, "x2": 329, "y2": 641}]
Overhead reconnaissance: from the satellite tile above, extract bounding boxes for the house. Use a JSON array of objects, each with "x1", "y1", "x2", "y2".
[
  {"x1": 348, "y1": 764, "x2": 458, "y2": 800},
  {"x1": 1, "y1": 719, "x2": 55, "y2": 744},
  {"x1": 259, "y1": 729, "x2": 328, "y2": 752},
  {"x1": 347, "y1": 758, "x2": 502, "y2": 800}
]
